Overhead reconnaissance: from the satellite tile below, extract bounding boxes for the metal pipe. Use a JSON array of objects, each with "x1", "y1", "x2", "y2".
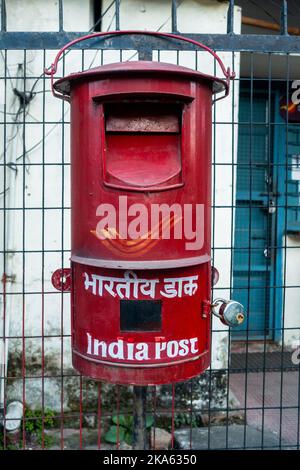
[
  {"x1": 2, "y1": 400, "x2": 23, "y2": 432},
  {"x1": 0, "y1": 58, "x2": 24, "y2": 441},
  {"x1": 132, "y1": 386, "x2": 148, "y2": 450}
]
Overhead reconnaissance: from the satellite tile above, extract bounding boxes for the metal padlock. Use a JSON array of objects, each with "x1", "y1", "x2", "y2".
[{"x1": 212, "y1": 298, "x2": 246, "y2": 327}]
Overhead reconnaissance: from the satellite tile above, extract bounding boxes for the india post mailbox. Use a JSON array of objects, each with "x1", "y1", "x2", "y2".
[{"x1": 48, "y1": 32, "x2": 245, "y2": 385}]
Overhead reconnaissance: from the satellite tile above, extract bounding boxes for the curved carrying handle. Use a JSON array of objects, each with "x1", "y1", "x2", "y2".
[{"x1": 44, "y1": 30, "x2": 235, "y2": 103}]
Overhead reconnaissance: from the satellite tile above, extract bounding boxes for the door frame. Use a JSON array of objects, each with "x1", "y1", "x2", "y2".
[{"x1": 273, "y1": 89, "x2": 289, "y2": 343}]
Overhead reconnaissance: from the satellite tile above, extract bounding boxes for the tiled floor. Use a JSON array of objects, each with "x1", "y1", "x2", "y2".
[
  {"x1": 230, "y1": 341, "x2": 285, "y2": 354},
  {"x1": 229, "y1": 370, "x2": 300, "y2": 448}
]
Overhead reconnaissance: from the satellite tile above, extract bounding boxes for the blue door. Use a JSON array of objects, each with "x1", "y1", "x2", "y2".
[{"x1": 232, "y1": 90, "x2": 276, "y2": 339}]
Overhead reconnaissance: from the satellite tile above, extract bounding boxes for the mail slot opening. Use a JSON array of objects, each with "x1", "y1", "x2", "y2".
[
  {"x1": 103, "y1": 102, "x2": 183, "y2": 191},
  {"x1": 120, "y1": 299, "x2": 162, "y2": 332}
]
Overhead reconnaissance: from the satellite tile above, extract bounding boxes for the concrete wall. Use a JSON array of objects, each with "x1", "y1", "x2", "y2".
[{"x1": 0, "y1": 0, "x2": 241, "y2": 411}]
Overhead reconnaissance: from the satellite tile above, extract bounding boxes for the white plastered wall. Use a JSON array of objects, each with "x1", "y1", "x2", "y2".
[
  {"x1": 282, "y1": 235, "x2": 300, "y2": 350},
  {"x1": 0, "y1": 0, "x2": 93, "y2": 410}
]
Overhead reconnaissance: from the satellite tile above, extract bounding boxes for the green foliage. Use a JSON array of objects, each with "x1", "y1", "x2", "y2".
[
  {"x1": 104, "y1": 414, "x2": 154, "y2": 446},
  {"x1": 0, "y1": 439, "x2": 19, "y2": 450},
  {"x1": 104, "y1": 425, "x2": 127, "y2": 444},
  {"x1": 23, "y1": 408, "x2": 55, "y2": 447},
  {"x1": 0, "y1": 408, "x2": 56, "y2": 450},
  {"x1": 0, "y1": 432, "x2": 20, "y2": 450}
]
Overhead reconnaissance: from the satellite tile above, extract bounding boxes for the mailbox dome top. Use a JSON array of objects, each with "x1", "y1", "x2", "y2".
[{"x1": 54, "y1": 60, "x2": 227, "y2": 96}]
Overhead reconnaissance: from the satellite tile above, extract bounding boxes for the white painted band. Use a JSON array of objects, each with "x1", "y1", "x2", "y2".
[{"x1": 73, "y1": 349, "x2": 207, "y2": 368}]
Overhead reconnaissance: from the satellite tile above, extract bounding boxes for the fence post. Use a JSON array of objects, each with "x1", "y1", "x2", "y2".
[{"x1": 132, "y1": 386, "x2": 148, "y2": 450}]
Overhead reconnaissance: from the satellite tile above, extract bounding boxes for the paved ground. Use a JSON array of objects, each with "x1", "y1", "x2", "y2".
[
  {"x1": 174, "y1": 424, "x2": 290, "y2": 450},
  {"x1": 229, "y1": 370, "x2": 300, "y2": 449}
]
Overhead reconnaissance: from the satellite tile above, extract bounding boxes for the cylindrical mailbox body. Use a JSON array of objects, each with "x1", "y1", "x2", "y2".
[{"x1": 54, "y1": 61, "x2": 226, "y2": 385}]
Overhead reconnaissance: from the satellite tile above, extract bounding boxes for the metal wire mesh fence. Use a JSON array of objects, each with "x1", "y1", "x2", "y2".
[{"x1": 0, "y1": 0, "x2": 299, "y2": 450}]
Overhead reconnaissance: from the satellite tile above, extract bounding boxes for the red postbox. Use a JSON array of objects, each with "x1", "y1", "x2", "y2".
[{"x1": 47, "y1": 31, "x2": 245, "y2": 385}]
